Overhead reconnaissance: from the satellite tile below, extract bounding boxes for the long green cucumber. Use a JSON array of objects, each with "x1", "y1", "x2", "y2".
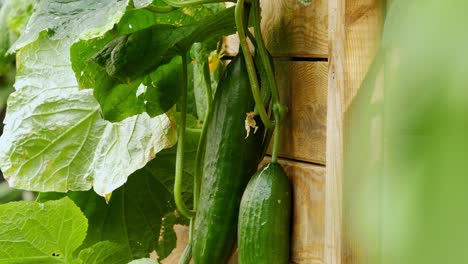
[
  {"x1": 192, "y1": 54, "x2": 265, "y2": 264},
  {"x1": 238, "y1": 162, "x2": 292, "y2": 264}
]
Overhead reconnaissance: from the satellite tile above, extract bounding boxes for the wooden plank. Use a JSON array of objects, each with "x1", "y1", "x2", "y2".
[
  {"x1": 325, "y1": 0, "x2": 384, "y2": 263},
  {"x1": 324, "y1": 0, "x2": 345, "y2": 264},
  {"x1": 224, "y1": 0, "x2": 328, "y2": 58},
  {"x1": 344, "y1": 0, "x2": 383, "y2": 109},
  {"x1": 268, "y1": 61, "x2": 327, "y2": 165},
  {"x1": 342, "y1": 1, "x2": 384, "y2": 264}
]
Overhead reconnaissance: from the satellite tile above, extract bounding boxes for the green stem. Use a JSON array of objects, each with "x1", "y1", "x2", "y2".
[
  {"x1": 144, "y1": 4, "x2": 178, "y2": 13},
  {"x1": 161, "y1": 0, "x2": 234, "y2": 8},
  {"x1": 251, "y1": 0, "x2": 286, "y2": 162},
  {"x1": 203, "y1": 60, "x2": 214, "y2": 110},
  {"x1": 174, "y1": 54, "x2": 195, "y2": 219},
  {"x1": 193, "y1": 60, "x2": 213, "y2": 210},
  {"x1": 271, "y1": 107, "x2": 281, "y2": 163},
  {"x1": 251, "y1": 0, "x2": 280, "y2": 107},
  {"x1": 186, "y1": 127, "x2": 202, "y2": 133},
  {"x1": 178, "y1": 243, "x2": 192, "y2": 264},
  {"x1": 235, "y1": 0, "x2": 273, "y2": 128}
]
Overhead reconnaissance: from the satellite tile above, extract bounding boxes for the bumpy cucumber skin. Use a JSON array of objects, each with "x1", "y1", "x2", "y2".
[
  {"x1": 238, "y1": 162, "x2": 292, "y2": 264},
  {"x1": 192, "y1": 55, "x2": 265, "y2": 264}
]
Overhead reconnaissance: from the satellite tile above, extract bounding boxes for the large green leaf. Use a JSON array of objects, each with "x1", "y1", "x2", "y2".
[
  {"x1": 0, "y1": 197, "x2": 87, "y2": 263},
  {"x1": 91, "y1": 7, "x2": 236, "y2": 83},
  {"x1": 78, "y1": 241, "x2": 129, "y2": 264},
  {"x1": 0, "y1": 0, "x2": 177, "y2": 197},
  {"x1": 85, "y1": 6, "x2": 234, "y2": 121},
  {"x1": 70, "y1": 3, "x2": 225, "y2": 122},
  {"x1": 143, "y1": 56, "x2": 184, "y2": 117},
  {"x1": 8, "y1": 0, "x2": 128, "y2": 52},
  {"x1": 37, "y1": 129, "x2": 199, "y2": 261}
]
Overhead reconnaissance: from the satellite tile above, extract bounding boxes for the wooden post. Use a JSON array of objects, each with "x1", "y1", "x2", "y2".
[
  {"x1": 325, "y1": 0, "x2": 346, "y2": 263},
  {"x1": 326, "y1": 0, "x2": 384, "y2": 263}
]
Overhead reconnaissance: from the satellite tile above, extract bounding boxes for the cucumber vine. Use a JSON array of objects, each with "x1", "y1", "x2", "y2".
[{"x1": 174, "y1": 53, "x2": 195, "y2": 219}]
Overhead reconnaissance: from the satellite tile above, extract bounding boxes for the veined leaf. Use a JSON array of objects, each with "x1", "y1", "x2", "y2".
[
  {"x1": 91, "y1": 6, "x2": 236, "y2": 83},
  {"x1": 70, "y1": 3, "x2": 225, "y2": 122},
  {"x1": 142, "y1": 56, "x2": 184, "y2": 117},
  {"x1": 0, "y1": 0, "x2": 177, "y2": 196},
  {"x1": 37, "y1": 131, "x2": 199, "y2": 261},
  {"x1": 78, "y1": 241, "x2": 129, "y2": 264},
  {"x1": 77, "y1": 6, "x2": 235, "y2": 121},
  {"x1": 0, "y1": 197, "x2": 87, "y2": 263},
  {"x1": 8, "y1": 0, "x2": 129, "y2": 52}
]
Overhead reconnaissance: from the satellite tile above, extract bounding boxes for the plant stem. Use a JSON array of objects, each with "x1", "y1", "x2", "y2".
[
  {"x1": 144, "y1": 4, "x2": 178, "y2": 13},
  {"x1": 178, "y1": 243, "x2": 192, "y2": 264},
  {"x1": 235, "y1": 0, "x2": 273, "y2": 128},
  {"x1": 174, "y1": 54, "x2": 195, "y2": 219},
  {"x1": 251, "y1": 0, "x2": 279, "y2": 107},
  {"x1": 251, "y1": 0, "x2": 286, "y2": 162},
  {"x1": 193, "y1": 60, "x2": 213, "y2": 210},
  {"x1": 271, "y1": 107, "x2": 281, "y2": 163},
  {"x1": 203, "y1": 60, "x2": 214, "y2": 110},
  {"x1": 161, "y1": 0, "x2": 235, "y2": 8}
]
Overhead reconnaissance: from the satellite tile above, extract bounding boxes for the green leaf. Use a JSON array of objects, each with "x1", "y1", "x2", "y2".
[
  {"x1": 79, "y1": 241, "x2": 129, "y2": 264},
  {"x1": 69, "y1": 4, "x2": 225, "y2": 122},
  {"x1": 76, "y1": 6, "x2": 234, "y2": 121},
  {"x1": 0, "y1": 0, "x2": 177, "y2": 197},
  {"x1": 91, "y1": 6, "x2": 236, "y2": 82},
  {"x1": 8, "y1": 0, "x2": 128, "y2": 52},
  {"x1": 37, "y1": 128, "x2": 199, "y2": 261},
  {"x1": 0, "y1": 0, "x2": 34, "y2": 74},
  {"x1": 143, "y1": 56, "x2": 184, "y2": 117},
  {"x1": 0, "y1": 197, "x2": 87, "y2": 263}
]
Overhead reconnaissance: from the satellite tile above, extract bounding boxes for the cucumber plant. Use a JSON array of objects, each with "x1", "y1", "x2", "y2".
[{"x1": 0, "y1": 0, "x2": 291, "y2": 263}]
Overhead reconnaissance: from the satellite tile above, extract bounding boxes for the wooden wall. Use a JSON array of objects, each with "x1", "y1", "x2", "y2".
[{"x1": 162, "y1": 0, "x2": 385, "y2": 263}]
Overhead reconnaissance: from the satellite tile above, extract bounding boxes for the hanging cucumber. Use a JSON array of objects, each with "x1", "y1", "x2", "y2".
[
  {"x1": 236, "y1": 0, "x2": 291, "y2": 262},
  {"x1": 192, "y1": 54, "x2": 265, "y2": 264},
  {"x1": 237, "y1": 162, "x2": 292, "y2": 264}
]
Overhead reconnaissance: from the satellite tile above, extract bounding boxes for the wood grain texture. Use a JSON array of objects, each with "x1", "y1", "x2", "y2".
[
  {"x1": 224, "y1": 0, "x2": 328, "y2": 58},
  {"x1": 268, "y1": 61, "x2": 328, "y2": 165},
  {"x1": 344, "y1": 0, "x2": 383, "y2": 110},
  {"x1": 322, "y1": 0, "x2": 384, "y2": 263},
  {"x1": 342, "y1": 1, "x2": 384, "y2": 264},
  {"x1": 261, "y1": 157, "x2": 326, "y2": 264},
  {"x1": 325, "y1": 0, "x2": 346, "y2": 264}
]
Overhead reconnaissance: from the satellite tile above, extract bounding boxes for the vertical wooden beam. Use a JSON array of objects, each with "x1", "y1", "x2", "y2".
[
  {"x1": 327, "y1": 0, "x2": 384, "y2": 263},
  {"x1": 325, "y1": 0, "x2": 345, "y2": 264}
]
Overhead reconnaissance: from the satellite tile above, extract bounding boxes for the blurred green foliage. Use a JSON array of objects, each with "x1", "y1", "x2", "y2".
[
  {"x1": 346, "y1": 1, "x2": 468, "y2": 263},
  {"x1": 0, "y1": 0, "x2": 34, "y2": 200}
]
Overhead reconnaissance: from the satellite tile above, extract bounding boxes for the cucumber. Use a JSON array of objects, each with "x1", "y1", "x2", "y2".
[
  {"x1": 238, "y1": 162, "x2": 292, "y2": 264},
  {"x1": 192, "y1": 54, "x2": 265, "y2": 264}
]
